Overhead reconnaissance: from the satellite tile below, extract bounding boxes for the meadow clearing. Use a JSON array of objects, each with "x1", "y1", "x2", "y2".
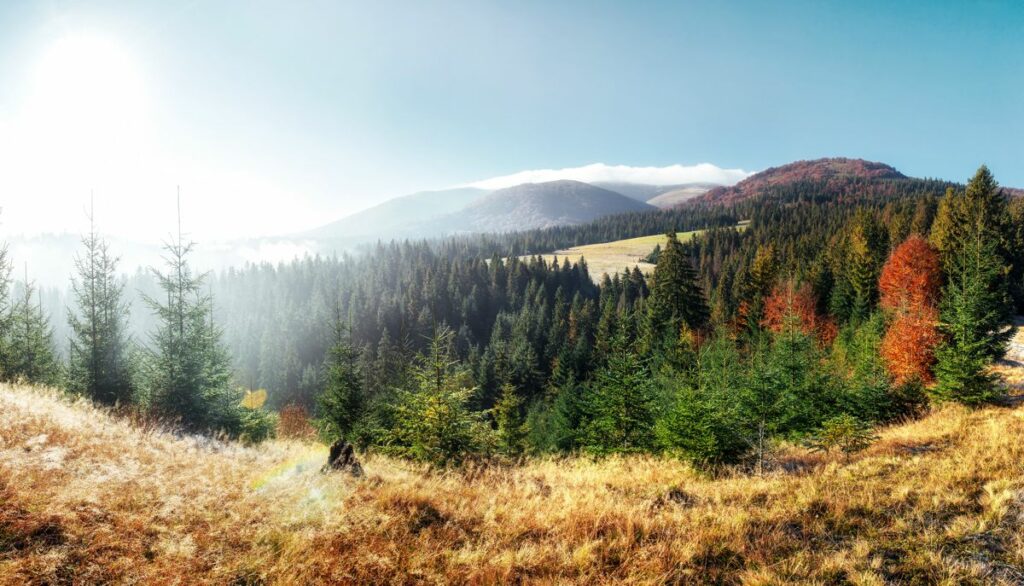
[{"x1": 3, "y1": 373, "x2": 1024, "y2": 585}]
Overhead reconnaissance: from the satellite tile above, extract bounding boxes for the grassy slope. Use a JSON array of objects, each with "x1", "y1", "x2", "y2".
[
  {"x1": 523, "y1": 223, "x2": 747, "y2": 283},
  {"x1": 3, "y1": 383, "x2": 1024, "y2": 584}
]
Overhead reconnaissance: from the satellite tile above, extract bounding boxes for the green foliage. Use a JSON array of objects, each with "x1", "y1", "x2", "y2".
[
  {"x1": 315, "y1": 322, "x2": 363, "y2": 442},
  {"x1": 387, "y1": 327, "x2": 494, "y2": 466},
  {"x1": 141, "y1": 226, "x2": 237, "y2": 433},
  {"x1": 579, "y1": 331, "x2": 658, "y2": 455},
  {"x1": 646, "y1": 231, "x2": 709, "y2": 345},
  {"x1": 829, "y1": 314, "x2": 897, "y2": 422},
  {"x1": 805, "y1": 414, "x2": 877, "y2": 460},
  {"x1": 6, "y1": 278, "x2": 62, "y2": 386},
  {"x1": 67, "y1": 215, "x2": 135, "y2": 405},
  {"x1": 494, "y1": 383, "x2": 528, "y2": 456},
  {"x1": 656, "y1": 333, "x2": 748, "y2": 466},
  {"x1": 932, "y1": 168, "x2": 1014, "y2": 405}
]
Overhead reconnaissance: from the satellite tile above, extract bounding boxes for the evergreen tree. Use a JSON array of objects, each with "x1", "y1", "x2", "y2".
[
  {"x1": 933, "y1": 223, "x2": 1012, "y2": 404},
  {"x1": 141, "y1": 205, "x2": 235, "y2": 430},
  {"x1": 646, "y1": 231, "x2": 709, "y2": 346},
  {"x1": 316, "y1": 320, "x2": 363, "y2": 441},
  {"x1": 7, "y1": 274, "x2": 61, "y2": 385},
  {"x1": 388, "y1": 326, "x2": 492, "y2": 465},
  {"x1": 494, "y1": 382, "x2": 527, "y2": 456},
  {"x1": 67, "y1": 209, "x2": 135, "y2": 405},
  {"x1": 580, "y1": 330, "x2": 658, "y2": 454},
  {"x1": 0, "y1": 241, "x2": 13, "y2": 378}
]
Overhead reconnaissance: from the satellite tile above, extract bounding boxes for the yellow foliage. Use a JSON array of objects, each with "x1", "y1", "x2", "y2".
[{"x1": 240, "y1": 388, "x2": 267, "y2": 410}]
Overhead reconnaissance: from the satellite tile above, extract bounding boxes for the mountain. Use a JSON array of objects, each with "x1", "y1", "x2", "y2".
[
  {"x1": 424, "y1": 180, "x2": 656, "y2": 234},
  {"x1": 645, "y1": 183, "x2": 720, "y2": 208},
  {"x1": 301, "y1": 187, "x2": 490, "y2": 240},
  {"x1": 700, "y1": 158, "x2": 909, "y2": 204},
  {"x1": 592, "y1": 181, "x2": 720, "y2": 208},
  {"x1": 590, "y1": 182, "x2": 687, "y2": 203}
]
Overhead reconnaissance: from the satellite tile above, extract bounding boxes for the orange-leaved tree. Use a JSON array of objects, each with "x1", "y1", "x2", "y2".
[
  {"x1": 878, "y1": 237, "x2": 943, "y2": 385},
  {"x1": 762, "y1": 281, "x2": 837, "y2": 345},
  {"x1": 879, "y1": 236, "x2": 942, "y2": 312}
]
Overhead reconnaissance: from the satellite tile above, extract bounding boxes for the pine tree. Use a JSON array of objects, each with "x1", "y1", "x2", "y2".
[
  {"x1": 142, "y1": 199, "x2": 235, "y2": 430},
  {"x1": 933, "y1": 223, "x2": 1012, "y2": 404},
  {"x1": 580, "y1": 330, "x2": 657, "y2": 454},
  {"x1": 0, "y1": 241, "x2": 13, "y2": 378},
  {"x1": 494, "y1": 382, "x2": 527, "y2": 456},
  {"x1": 646, "y1": 231, "x2": 709, "y2": 345},
  {"x1": 67, "y1": 206, "x2": 135, "y2": 405},
  {"x1": 316, "y1": 320, "x2": 363, "y2": 441},
  {"x1": 7, "y1": 273, "x2": 61, "y2": 385},
  {"x1": 931, "y1": 167, "x2": 1014, "y2": 405}
]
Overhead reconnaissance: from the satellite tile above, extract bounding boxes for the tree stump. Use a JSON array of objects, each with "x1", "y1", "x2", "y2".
[{"x1": 322, "y1": 440, "x2": 363, "y2": 477}]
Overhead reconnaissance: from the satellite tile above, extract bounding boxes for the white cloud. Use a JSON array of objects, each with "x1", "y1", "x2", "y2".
[{"x1": 465, "y1": 162, "x2": 752, "y2": 190}]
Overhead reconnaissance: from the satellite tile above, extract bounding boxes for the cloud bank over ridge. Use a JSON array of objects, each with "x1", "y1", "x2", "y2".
[{"x1": 465, "y1": 163, "x2": 753, "y2": 190}]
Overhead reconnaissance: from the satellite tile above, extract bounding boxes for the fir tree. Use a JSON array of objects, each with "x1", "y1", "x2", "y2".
[
  {"x1": 7, "y1": 273, "x2": 61, "y2": 385},
  {"x1": 67, "y1": 207, "x2": 135, "y2": 405},
  {"x1": 646, "y1": 231, "x2": 709, "y2": 345},
  {"x1": 580, "y1": 330, "x2": 657, "y2": 454},
  {"x1": 141, "y1": 200, "x2": 235, "y2": 430},
  {"x1": 316, "y1": 320, "x2": 363, "y2": 441}
]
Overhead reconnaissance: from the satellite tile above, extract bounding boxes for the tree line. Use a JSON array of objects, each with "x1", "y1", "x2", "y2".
[{"x1": 0, "y1": 166, "x2": 1020, "y2": 468}]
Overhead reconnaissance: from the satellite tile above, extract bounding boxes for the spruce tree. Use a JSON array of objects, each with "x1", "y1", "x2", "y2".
[
  {"x1": 933, "y1": 223, "x2": 1012, "y2": 404},
  {"x1": 67, "y1": 208, "x2": 135, "y2": 405},
  {"x1": 142, "y1": 202, "x2": 234, "y2": 430},
  {"x1": 7, "y1": 274, "x2": 61, "y2": 386},
  {"x1": 931, "y1": 167, "x2": 1014, "y2": 404},
  {"x1": 316, "y1": 320, "x2": 363, "y2": 441},
  {"x1": 0, "y1": 241, "x2": 13, "y2": 378},
  {"x1": 646, "y1": 231, "x2": 709, "y2": 345},
  {"x1": 580, "y1": 329, "x2": 657, "y2": 454}
]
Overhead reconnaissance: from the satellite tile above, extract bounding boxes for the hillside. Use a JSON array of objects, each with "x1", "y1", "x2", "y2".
[
  {"x1": 4, "y1": 382, "x2": 1024, "y2": 584},
  {"x1": 700, "y1": 157, "x2": 913, "y2": 204},
  {"x1": 427, "y1": 180, "x2": 656, "y2": 234},
  {"x1": 518, "y1": 225, "x2": 743, "y2": 282},
  {"x1": 301, "y1": 187, "x2": 490, "y2": 240}
]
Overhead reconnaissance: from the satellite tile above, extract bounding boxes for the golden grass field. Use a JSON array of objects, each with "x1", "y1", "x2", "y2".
[
  {"x1": 523, "y1": 223, "x2": 747, "y2": 282},
  {"x1": 3, "y1": 376, "x2": 1024, "y2": 585}
]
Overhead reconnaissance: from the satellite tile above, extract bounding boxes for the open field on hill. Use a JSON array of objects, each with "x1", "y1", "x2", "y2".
[
  {"x1": 4, "y1": 376, "x2": 1024, "y2": 585},
  {"x1": 521, "y1": 222, "x2": 747, "y2": 282}
]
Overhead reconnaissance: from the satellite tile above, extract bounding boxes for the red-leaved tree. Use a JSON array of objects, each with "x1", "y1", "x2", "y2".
[
  {"x1": 878, "y1": 236, "x2": 943, "y2": 385},
  {"x1": 879, "y1": 236, "x2": 942, "y2": 312},
  {"x1": 881, "y1": 307, "x2": 942, "y2": 385},
  {"x1": 762, "y1": 281, "x2": 837, "y2": 345}
]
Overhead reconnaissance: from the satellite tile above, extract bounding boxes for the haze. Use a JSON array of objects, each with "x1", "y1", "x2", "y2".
[{"x1": 0, "y1": 0, "x2": 1022, "y2": 242}]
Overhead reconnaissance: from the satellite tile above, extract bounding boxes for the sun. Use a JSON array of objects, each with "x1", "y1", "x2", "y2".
[{"x1": 23, "y1": 32, "x2": 149, "y2": 157}]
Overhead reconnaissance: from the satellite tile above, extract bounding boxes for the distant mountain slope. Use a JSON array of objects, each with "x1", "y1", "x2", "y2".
[
  {"x1": 302, "y1": 187, "x2": 490, "y2": 239},
  {"x1": 700, "y1": 158, "x2": 909, "y2": 204},
  {"x1": 646, "y1": 183, "x2": 719, "y2": 208},
  {"x1": 590, "y1": 182, "x2": 687, "y2": 203},
  {"x1": 426, "y1": 180, "x2": 656, "y2": 234}
]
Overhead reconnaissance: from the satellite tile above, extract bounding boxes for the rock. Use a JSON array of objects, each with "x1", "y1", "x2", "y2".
[{"x1": 322, "y1": 440, "x2": 363, "y2": 477}]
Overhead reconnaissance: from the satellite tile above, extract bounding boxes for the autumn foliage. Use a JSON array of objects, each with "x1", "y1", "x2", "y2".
[
  {"x1": 277, "y1": 404, "x2": 318, "y2": 440},
  {"x1": 879, "y1": 236, "x2": 942, "y2": 312},
  {"x1": 879, "y1": 237, "x2": 943, "y2": 385},
  {"x1": 762, "y1": 282, "x2": 837, "y2": 344}
]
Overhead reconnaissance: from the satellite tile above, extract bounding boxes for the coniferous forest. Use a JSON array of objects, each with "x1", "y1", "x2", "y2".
[{"x1": 1, "y1": 165, "x2": 1021, "y2": 469}]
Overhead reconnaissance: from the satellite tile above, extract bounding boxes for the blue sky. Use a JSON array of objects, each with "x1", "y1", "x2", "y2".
[{"x1": 0, "y1": 0, "x2": 1021, "y2": 239}]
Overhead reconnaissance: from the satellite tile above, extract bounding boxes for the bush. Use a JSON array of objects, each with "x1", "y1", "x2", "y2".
[{"x1": 805, "y1": 414, "x2": 876, "y2": 460}]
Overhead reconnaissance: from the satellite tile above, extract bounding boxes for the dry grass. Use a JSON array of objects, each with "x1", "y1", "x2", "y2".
[
  {"x1": 3, "y1": 382, "x2": 1024, "y2": 584},
  {"x1": 524, "y1": 223, "x2": 748, "y2": 283}
]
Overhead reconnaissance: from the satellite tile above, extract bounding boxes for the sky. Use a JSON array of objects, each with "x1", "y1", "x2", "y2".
[{"x1": 0, "y1": 0, "x2": 1021, "y2": 242}]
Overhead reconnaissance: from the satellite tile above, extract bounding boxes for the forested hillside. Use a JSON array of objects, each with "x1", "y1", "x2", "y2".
[{"x1": 1, "y1": 162, "x2": 1021, "y2": 469}]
